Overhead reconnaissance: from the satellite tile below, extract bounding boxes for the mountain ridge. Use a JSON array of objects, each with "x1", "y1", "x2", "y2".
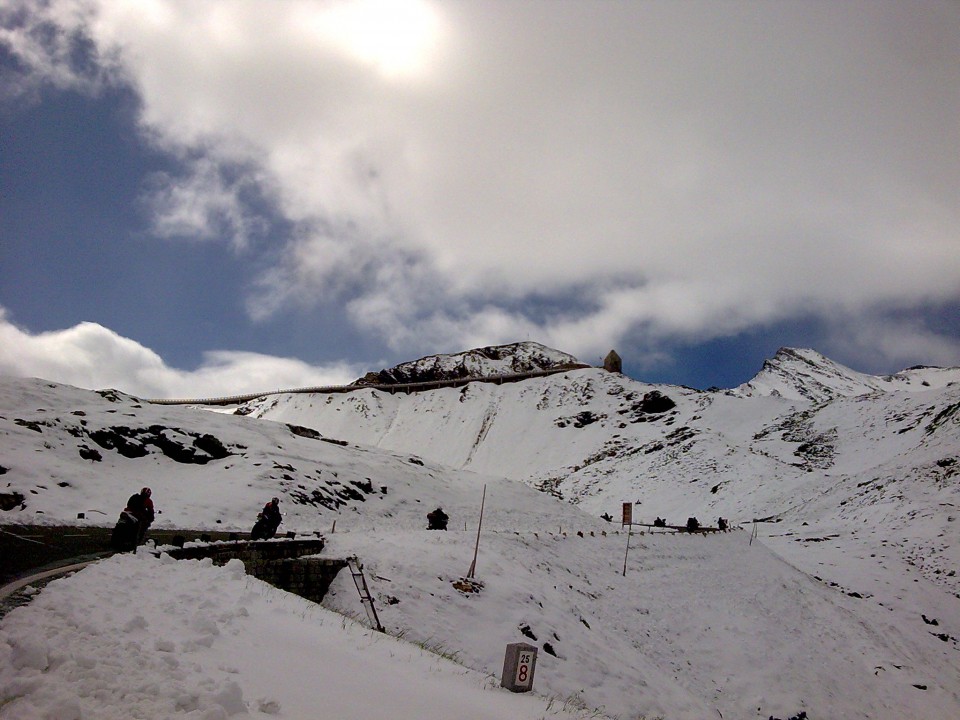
[
  {"x1": 352, "y1": 341, "x2": 587, "y2": 386},
  {"x1": 733, "y1": 346, "x2": 958, "y2": 402},
  {"x1": 2, "y1": 341, "x2": 959, "y2": 718},
  {"x1": 358, "y1": 341, "x2": 958, "y2": 398}
]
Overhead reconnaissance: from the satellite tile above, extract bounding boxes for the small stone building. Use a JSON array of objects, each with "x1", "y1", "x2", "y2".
[{"x1": 603, "y1": 349, "x2": 622, "y2": 373}]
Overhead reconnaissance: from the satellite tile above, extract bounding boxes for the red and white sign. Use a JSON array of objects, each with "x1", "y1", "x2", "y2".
[{"x1": 515, "y1": 651, "x2": 534, "y2": 687}]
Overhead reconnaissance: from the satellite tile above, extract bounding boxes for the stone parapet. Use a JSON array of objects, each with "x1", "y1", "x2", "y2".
[{"x1": 164, "y1": 538, "x2": 347, "y2": 603}]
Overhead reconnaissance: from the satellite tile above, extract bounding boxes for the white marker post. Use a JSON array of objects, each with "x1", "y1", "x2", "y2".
[{"x1": 501, "y1": 642, "x2": 538, "y2": 692}]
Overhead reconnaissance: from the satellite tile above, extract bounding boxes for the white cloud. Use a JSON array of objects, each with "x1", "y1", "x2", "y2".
[
  {"x1": 0, "y1": 0, "x2": 109, "y2": 96},
  {"x1": 145, "y1": 158, "x2": 268, "y2": 249},
  {"x1": 823, "y1": 311, "x2": 960, "y2": 374},
  {"x1": 0, "y1": 309, "x2": 361, "y2": 398},
  {"x1": 2, "y1": 0, "x2": 959, "y2": 364}
]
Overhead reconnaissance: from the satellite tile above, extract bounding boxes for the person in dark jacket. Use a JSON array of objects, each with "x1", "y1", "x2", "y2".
[
  {"x1": 126, "y1": 487, "x2": 155, "y2": 545},
  {"x1": 261, "y1": 497, "x2": 282, "y2": 536},
  {"x1": 426, "y1": 507, "x2": 449, "y2": 530}
]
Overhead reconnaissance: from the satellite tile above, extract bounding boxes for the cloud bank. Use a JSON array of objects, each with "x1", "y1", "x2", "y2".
[
  {"x1": 0, "y1": 309, "x2": 360, "y2": 398},
  {"x1": 2, "y1": 304, "x2": 956, "y2": 401},
  {"x1": 2, "y1": 0, "x2": 958, "y2": 367}
]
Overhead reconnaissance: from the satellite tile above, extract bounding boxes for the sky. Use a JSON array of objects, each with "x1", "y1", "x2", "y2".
[{"x1": 1, "y1": 0, "x2": 959, "y2": 399}]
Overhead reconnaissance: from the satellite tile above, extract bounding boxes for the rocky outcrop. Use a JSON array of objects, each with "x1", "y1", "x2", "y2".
[{"x1": 354, "y1": 342, "x2": 586, "y2": 386}]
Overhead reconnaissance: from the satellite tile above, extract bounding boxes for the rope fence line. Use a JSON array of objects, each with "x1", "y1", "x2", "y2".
[{"x1": 144, "y1": 365, "x2": 591, "y2": 407}]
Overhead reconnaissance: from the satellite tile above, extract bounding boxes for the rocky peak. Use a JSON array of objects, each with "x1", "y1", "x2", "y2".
[
  {"x1": 735, "y1": 347, "x2": 887, "y2": 403},
  {"x1": 354, "y1": 342, "x2": 586, "y2": 385}
]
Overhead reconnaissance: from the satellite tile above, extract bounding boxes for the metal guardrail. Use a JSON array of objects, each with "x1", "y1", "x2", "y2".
[{"x1": 144, "y1": 365, "x2": 591, "y2": 406}]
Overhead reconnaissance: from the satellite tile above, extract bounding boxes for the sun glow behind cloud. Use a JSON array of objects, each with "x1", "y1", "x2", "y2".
[{"x1": 305, "y1": 0, "x2": 444, "y2": 79}]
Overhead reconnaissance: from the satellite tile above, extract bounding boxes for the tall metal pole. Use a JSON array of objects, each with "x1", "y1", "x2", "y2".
[{"x1": 467, "y1": 484, "x2": 486, "y2": 578}]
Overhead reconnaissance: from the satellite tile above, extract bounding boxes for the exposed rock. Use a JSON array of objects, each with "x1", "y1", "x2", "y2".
[
  {"x1": 14, "y1": 419, "x2": 44, "y2": 433},
  {"x1": 96, "y1": 389, "x2": 133, "y2": 403},
  {"x1": 0, "y1": 492, "x2": 25, "y2": 511},
  {"x1": 616, "y1": 390, "x2": 676, "y2": 421},
  {"x1": 78, "y1": 446, "x2": 102, "y2": 462},
  {"x1": 556, "y1": 411, "x2": 605, "y2": 429},
  {"x1": 88, "y1": 426, "x2": 233, "y2": 463},
  {"x1": 354, "y1": 341, "x2": 585, "y2": 385},
  {"x1": 638, "y1": 391, "x2": 675, "y2": 414},
  {"x1": 287, "y1": 424, "x2": 321, "y2": 440},
  {"x1": 193, "y1": 433, "x2": 231, "y2": 459},
  {"x1": 89, "y1": 428, "x2": 149, "y2": 458}
]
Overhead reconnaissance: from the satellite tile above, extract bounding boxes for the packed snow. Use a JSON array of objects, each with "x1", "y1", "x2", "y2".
[
  {"x1": 1, "y1": 343, "x2": 959, "y2": 719},
  {"x1": 0, "y1": 551, "x2": 598, "y2": 720}
]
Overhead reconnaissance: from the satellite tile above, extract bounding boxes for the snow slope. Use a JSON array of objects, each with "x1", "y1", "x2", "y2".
[
  {"x1": 237, "y1": 347, "x2": 960, "y2": 598},
  {"x1": 0, "y1": 377, "x2": 584, "y2": 534},
  {"x1": 0, "y1": 552, "x2": 596, "y2": 720},
  {"x1": 322, "y1": 527, "x2": 960, "y2": 720},
  {"x1": 1, "y1": 341, "x2": 959, "y2": 719}
]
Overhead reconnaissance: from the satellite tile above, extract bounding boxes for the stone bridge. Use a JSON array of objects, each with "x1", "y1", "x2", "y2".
[{"x1": 165, "y1": 538, "x2": 349, "y2": 604}]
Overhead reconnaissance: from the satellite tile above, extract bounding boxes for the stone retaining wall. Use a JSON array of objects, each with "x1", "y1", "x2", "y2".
[{"x1": 164, "y1": 539, "x2": 348, "y2": 603}]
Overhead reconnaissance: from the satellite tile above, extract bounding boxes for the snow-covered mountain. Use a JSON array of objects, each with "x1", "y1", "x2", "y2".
[
  {"x1": 237, "y1": 344, "x2": 960, "y2": 593},
  {"x1": 0, "y1": 378, "x2": 572, "y2": 534},
  {"x1": 352, "y1": 341, "x2": 585, "y2": 385},
  {"x1": 1, "y1": 343, "x2": 959, "y2": 720},
  {"x1": 733, "y1": 347, "x2": 957, "y2": 401}
]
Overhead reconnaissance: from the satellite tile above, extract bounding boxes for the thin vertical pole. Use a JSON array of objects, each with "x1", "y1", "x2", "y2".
[
  {"x1": 622, "y1": 523, "x2": 632, "y2": 576},
  {"x1": 467, "y1": 484, "x2": 486, "y2": 578}
]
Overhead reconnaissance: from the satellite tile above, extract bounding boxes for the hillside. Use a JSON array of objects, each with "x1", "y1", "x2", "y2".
[
  {"x1": 237, "y1": 345, "x2": 960, "y2": 596},
  {"x1": 0, "y1": 377, "x2": 579, "y2": 534},
  {"x1": 1, "y1": 343, "x2": 959, "y2": 719}
]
